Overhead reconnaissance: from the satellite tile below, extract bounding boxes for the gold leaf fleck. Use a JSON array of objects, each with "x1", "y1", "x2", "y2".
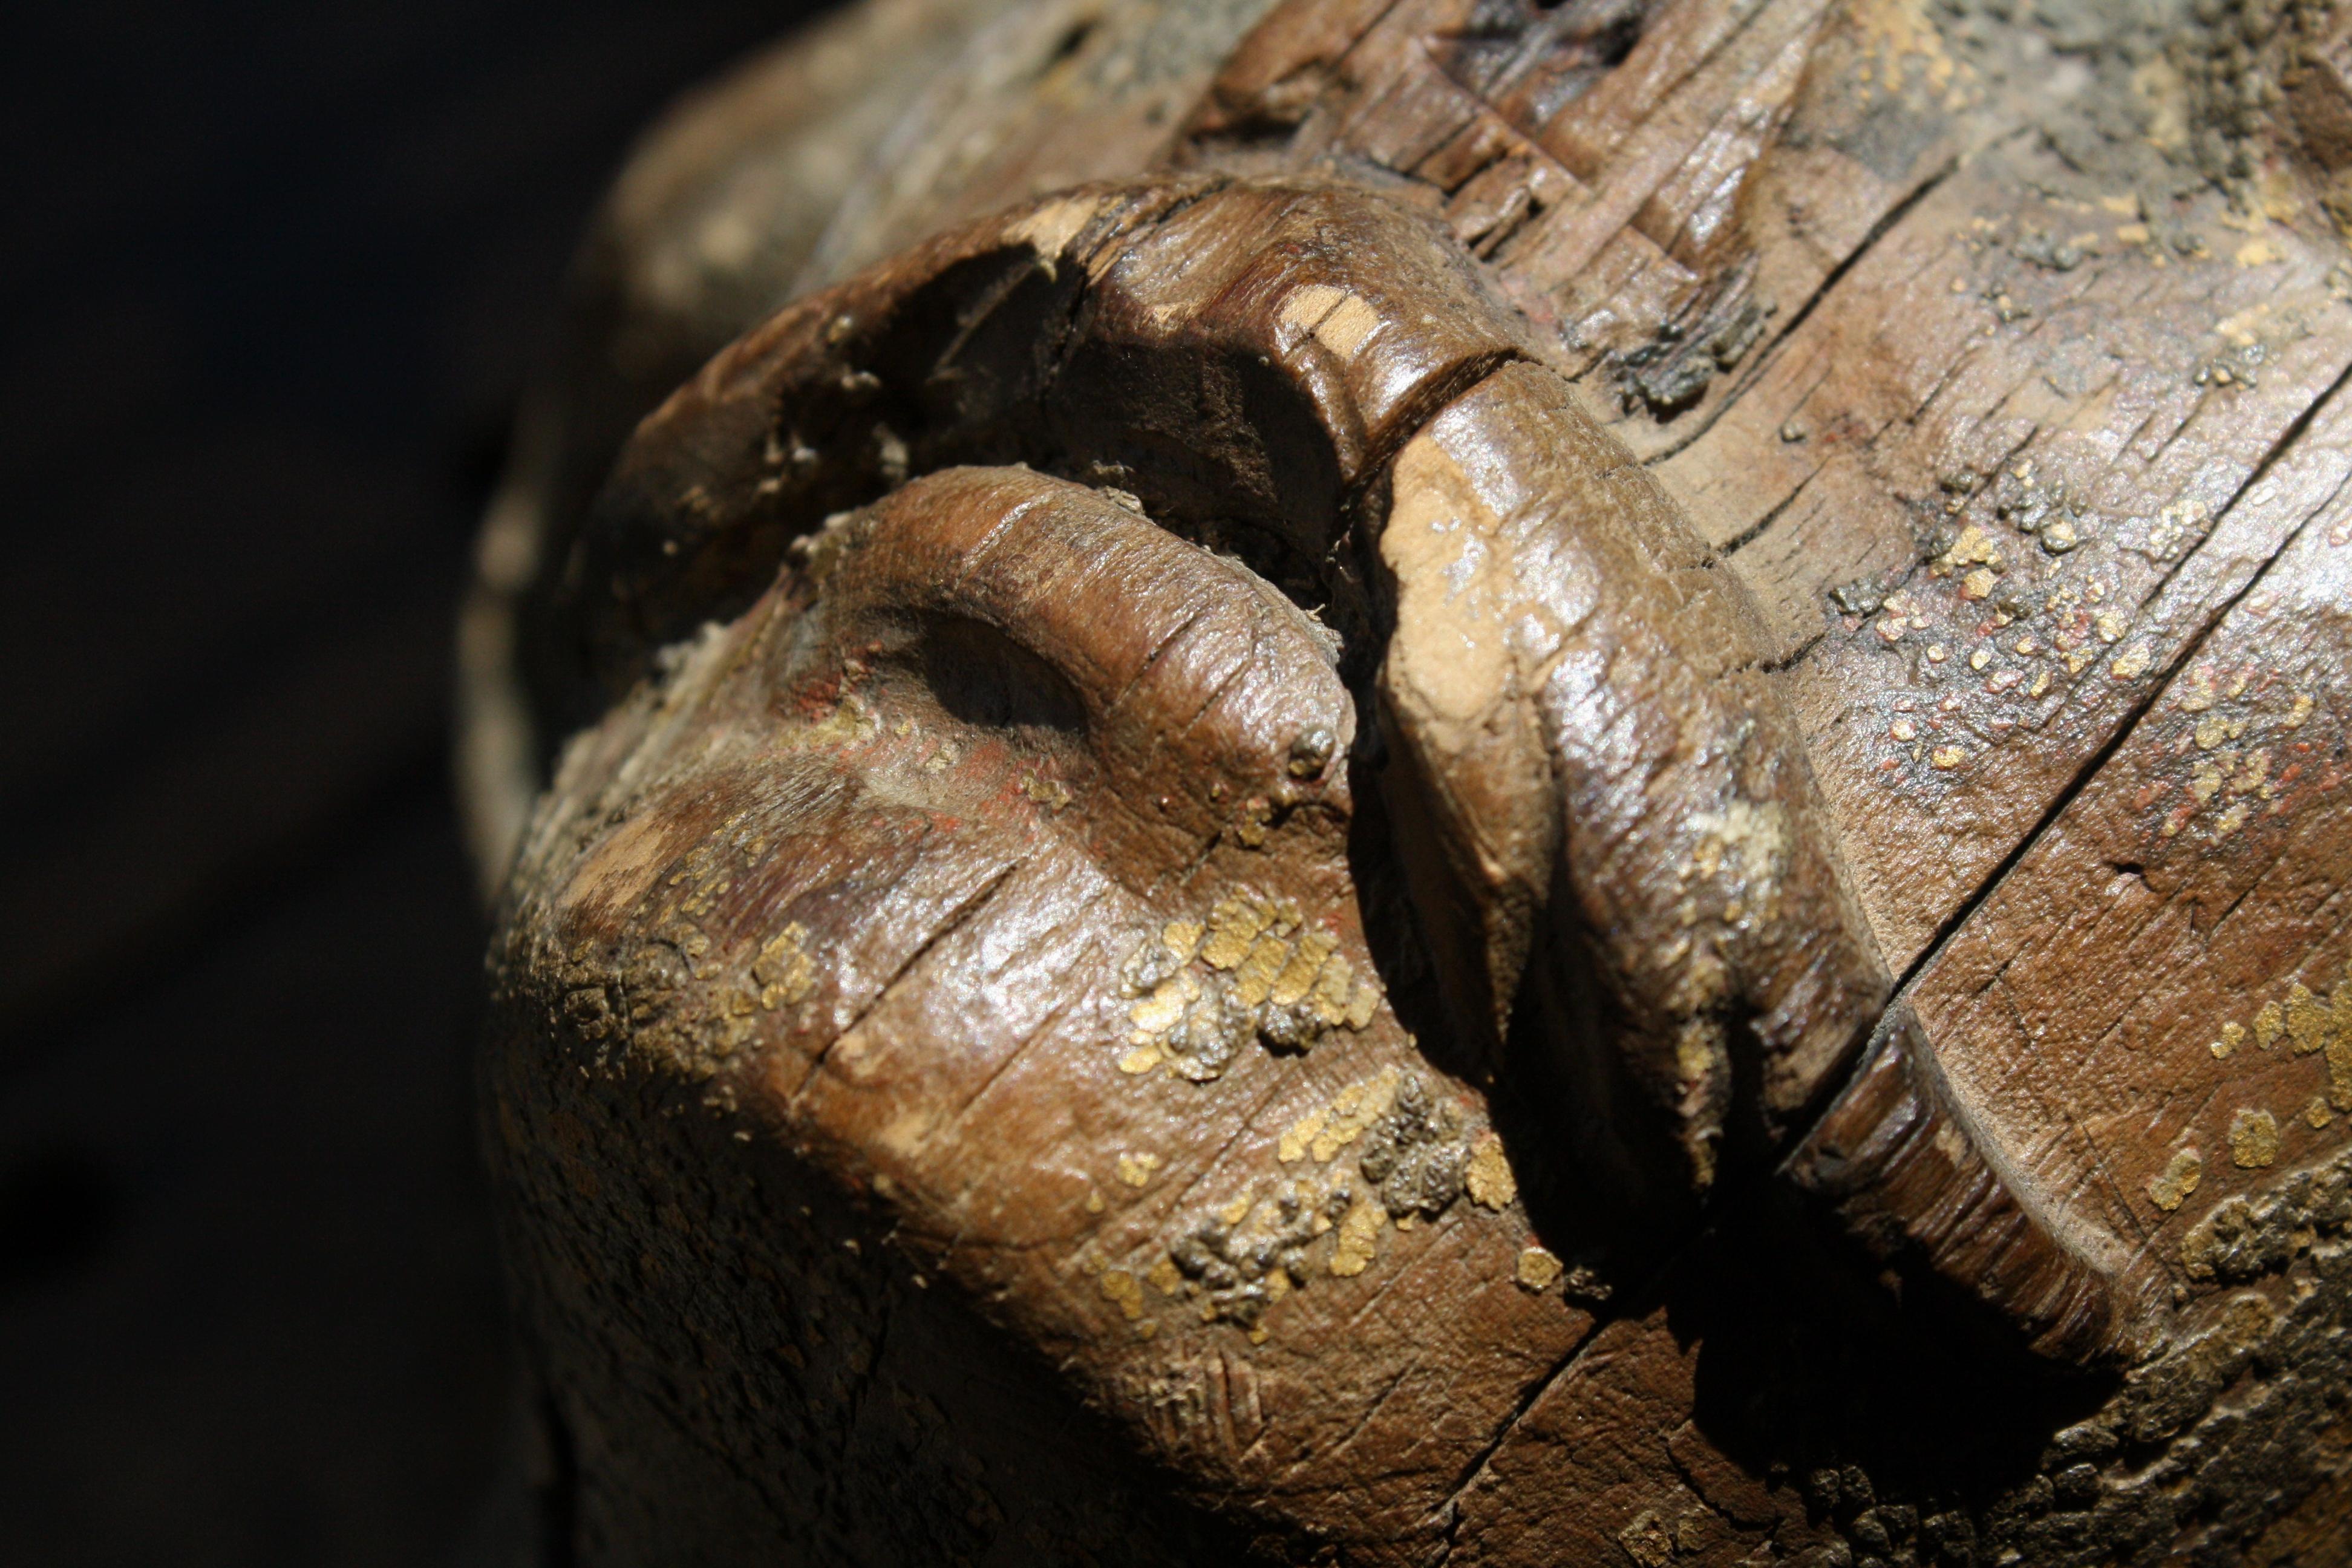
[
  {"x1": 753, "y1": 923, "x2": 817, "y2": 1005},
  {"x1": 1941, "y1": 524, "x2": 2004, "y2": 569},
  {"x1": 1099, "y1": 1269, "x2": 1143, "y2": 1321},
  {"x1": 2286, "y1": 983, "x2": 2330, "y2": 1055},
  {"x1": 1310, "y1": 952, "x2": 1357, "y2": 1025},
  {"x1": 1515, "y1": 1246, "x2": 1565, "y2": 1292},
  {"x1": 1232, "y1": 934, "x2": 1290, "y2": 1008},
  {"x1": 1466, "y1": 1133, "x2": 1518, "y2": 1210},
  {"x1": 2229, "y1": 1108, "x2": 2280, "y2": 1169},
  {"x1": 1270, "y1": 932, "x2": 1336, "y2": 1008},
  {"x1": 1200, "y1": 896, "x2": 1269, "y2": 970},
  {"x1": 1330, "y1": 1195, "x2": 1387, "y2": 1277},
  {"x1": 2148, "y1": 1148, "x2": 2201, "y2": 1211},
  {"x1": 1312, "y1": 1067, "x2": 1402, "y2": 1163},
  {"x1": 1129, "y1": 972, "x2": 1198, "y2": 1035},
  {"x1": 1278, "y1": 1106, "x2": 1328, "y2": 1165},
  {"x1": 1162, "y1": 920, "x2": 1203, "y2": 962}
]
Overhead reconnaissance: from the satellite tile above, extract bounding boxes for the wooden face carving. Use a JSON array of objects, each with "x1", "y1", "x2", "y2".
[{"x1": 486, "y1": 174, "x2": 2146, "y2": 1558}]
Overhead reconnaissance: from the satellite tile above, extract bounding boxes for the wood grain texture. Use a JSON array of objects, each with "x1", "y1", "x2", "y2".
[{"x1": 469, "y1": 0, "x2": 2352, "y2": 1561}]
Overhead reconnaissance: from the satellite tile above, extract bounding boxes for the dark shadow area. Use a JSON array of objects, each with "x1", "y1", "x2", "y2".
[
  {"x1": 1446, "y1": 928, "x2": 2119, "y2": 1537},
  {"x1": 0, "y1": 2, "x2": 837, "y2": 1561},
  {"x1": 0, "y1": 1147, "x2": 124, "y2": 1292},
  {"x1": 1668, "y1": 1184, "x2": 2120, "y2": 1538}
]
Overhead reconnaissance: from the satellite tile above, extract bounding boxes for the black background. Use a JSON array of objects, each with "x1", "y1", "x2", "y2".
[{"x1": 2, "y1": 4, "x2": 831, "y2": 1561}]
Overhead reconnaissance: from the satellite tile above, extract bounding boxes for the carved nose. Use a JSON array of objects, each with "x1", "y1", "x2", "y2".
[
  {"x1": 788, "y1": 465, "x2": 1353, "y2": 880},
  {"x1": 564, "y1": 172, "x2": 2135, "y2": 1367}
]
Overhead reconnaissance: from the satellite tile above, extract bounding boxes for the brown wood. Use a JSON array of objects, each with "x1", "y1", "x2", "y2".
[{"x1": 465, "y1": 0, "x2": 2352, "y2": 1561}]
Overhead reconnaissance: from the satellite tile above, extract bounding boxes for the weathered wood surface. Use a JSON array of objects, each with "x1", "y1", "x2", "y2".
[{"x1": 466, "y1": 0, "x2": 2352, "y2": 1562}]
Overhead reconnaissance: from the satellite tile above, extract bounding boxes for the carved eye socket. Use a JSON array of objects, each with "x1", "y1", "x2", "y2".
[{"x1": 540, "y1": 175, "x2": 2133, "y2": 1370}]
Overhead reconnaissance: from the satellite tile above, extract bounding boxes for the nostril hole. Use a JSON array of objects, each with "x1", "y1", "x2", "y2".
[
  {"x1": 913, "y1": 615, "x2": 1089, "y2": 737},
  {"x1": 1044, "y1": 17, "x2": 1099, "y2": 68}
]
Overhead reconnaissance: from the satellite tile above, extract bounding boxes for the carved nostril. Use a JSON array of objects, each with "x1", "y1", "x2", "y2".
[
  {"x1": 791, "y1": 465, "x2": 1355, "y2": 866},
  {"x1": 910, "y1": 616, "x2": 1089, "y2": 737}
]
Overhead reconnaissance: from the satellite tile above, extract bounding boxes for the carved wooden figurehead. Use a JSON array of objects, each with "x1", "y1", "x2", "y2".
[{"x1": 464, "y1": 1, "x2": 2352, "y2": 1562}]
